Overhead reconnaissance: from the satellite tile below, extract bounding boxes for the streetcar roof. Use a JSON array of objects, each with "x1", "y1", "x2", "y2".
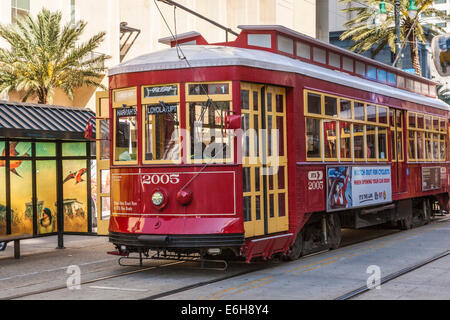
[{"x1": 109, "y1": 45, "x2": 450, "y2": 112}]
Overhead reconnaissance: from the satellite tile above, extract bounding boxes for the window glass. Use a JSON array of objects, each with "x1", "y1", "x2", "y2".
[
  {"x1": 367, "y1": 105, "x2": 377, "y2": 122},
  {"x1": 387, "y1": 72, "x2": 396, "y2": 85},
  {"x1": 378, "y1": 127, "x2": 387, "y2": 160},
  {"x1": 397, "y1": 76, "x2": 405, "y2": 88},
  {"x1": 378, "y1": 106, "x2": 388, "y2": 124},
  {"x1": 36, "y1": 142, "x2": 56, "y2": 157},
  {"x1": 366, "y1": 125, "x2": 376, "y2": 159},
  {"x1": 329, "y1": 52, "x2": 340, "y2": 68},
  {"x1": 425, "y1": 116, "x2": 432, "y2": 130},
  {"x1": 377, "y1": 69, "x2": 387, "y2": 82},
  {"x1": 62, "y1": 142, "x2": 86, "y2": 157},
  {"x1": 416, "y1": 132, "x2": 423, "y2": 160},
  {"x1": 342, "y1": 57, "x2": 353, "y2": 72},
  {"x1": 425, "y1": 133, "x2": 432, "y2": 160},
  {"x1": 397, "y1": 132, "x2": 404, "y2": 161},
  {"x1": 307, "y1": 93, "x2": 321, "y2": 114},
  {"x1": 313, "y1": 47, "x2": 326, "y2": 64},
  {"x1": 115, "y1": 107, "x2": 137, "y2": 162},
  {"x1": 440, "y1": 119, "x2": 446, "y2": 132},
  {"x1": 340, "y1": 122, "x2": 351, "y2": 160},
  {"x1": 340, "y1": 99, "x2": 352, "y2": 119},
  {"x1": 306, "y1": 118, "x2": 321, "y2": 158},
  {"x1": 406, "y1": 78, "x2": 413, "y2": 91},
  {"x1": 422, "y1": 83, "x2": 429, "y2": 95},
  {"x1": 9, "y1": 141, "x2": 31, "y2": 157},
  {"x1": 11, "y1": 0, "x2": 30, "y2": 24},
  {"x1": 417, "y1": 114, "x2": 424, "y2": 129},
  {"x1": 99, "y1": 119, "x2": 110, "y2": 160},
  {"x1": 414, "y1": 81, "x2": 421, "y2": 93},
  {"x1": 433, "y1": 118, "x2": 440, "y2": 131},
  {"x1": 189, "y1": 101, "x2": 231, "y2": 161},
  {"x1": 278, "y1": 35, "x2": 294, "y2": 54},
  {"x1": 354, "y1": 102, "x2": 365, "y2": 121},
  {"x1": 433, "y1": 134, "x2": 439, "y2": 160},
  {"x1": 324, "y1": 96, "x2": 337, "y2": 117},
  {"x1": 241, "y1": 90, "x2": 249, "y2": 110},
  {"x1": 324, "y1": 120, "x2": 337, "y2": 159},
  {"x1": 367, "y1": 66, "x2": 377, "y2": 80},
  {"x1": 408, "y1": 113, "x2": 416, "y2": 128},
  {"x1": 248, "y1": 34, "x2": 271, "y2": 48},
  {"x1": 408, "y1": 131, "x2": 416, "y2": 160},
  {"x1": 144, "y1": 104, "x2": 180, "y2": 161},
  {"x1": 355, "y1": 61, "x2": 365, "y2": 76},
  {"x1": 353, "y1": 124, "x2": 364, "y2": 159},
  {"x1": 297, "y1": 42, "x2": 311, "y2": 59},
  {"x1": 440, "y1": 135, "x2": 446, "y2": 160}
]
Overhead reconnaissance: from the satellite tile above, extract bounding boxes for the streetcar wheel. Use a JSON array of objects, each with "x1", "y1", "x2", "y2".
[
  {"x1": 327, "y1": 214, "x2": 341, "y2": 250},
  {"x1": 285, "y1": 232, "x2": 304, "y2": 261}
]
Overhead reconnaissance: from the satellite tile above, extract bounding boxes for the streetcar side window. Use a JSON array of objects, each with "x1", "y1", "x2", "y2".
[
  {"x1": 112, "y1": 87, "x2": 138, "y2": 164},
  {"x1": 304, "y1": 90, "x2": 389, "y2": 162},
  {"x1": 407, "y1": 112, "x2": 447, "y2": 162}
]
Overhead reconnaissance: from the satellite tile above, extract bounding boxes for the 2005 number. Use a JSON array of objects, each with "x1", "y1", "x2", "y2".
[
  {"x1": 142, "y1": 174, "x2": 180, "y2": 185},
  {"x1": 308, "y1": 181, "x2": 323, "y2": 190}
]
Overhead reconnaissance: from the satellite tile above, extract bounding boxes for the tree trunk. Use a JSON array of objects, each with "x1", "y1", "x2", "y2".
[{"x1": 409, "y1": 32, "x2": 422, "y2": 76}]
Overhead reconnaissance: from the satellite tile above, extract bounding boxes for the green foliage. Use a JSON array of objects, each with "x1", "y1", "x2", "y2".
[
  {"x1": 339, "y1": 0, "x2": 450, "y2": 74},
  {"x1": 0, "y1": 8, "x2": 110, "y2": 104},
  {"x1": 437, "y1": 84, "x2": 450, "y2": 105}
]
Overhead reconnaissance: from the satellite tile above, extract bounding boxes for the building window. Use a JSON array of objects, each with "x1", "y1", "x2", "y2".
[
  {"x1": 71, "y1": 0, "x2": 76, "y2": 24},
  {"x1": 11, "y1": 0, "x2": 30, "y2": 24}
]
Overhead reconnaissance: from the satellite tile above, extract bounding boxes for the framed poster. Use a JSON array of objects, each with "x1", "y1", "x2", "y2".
[{"x1": 327, "y1": 165, "x2": 392, "y2": 212}]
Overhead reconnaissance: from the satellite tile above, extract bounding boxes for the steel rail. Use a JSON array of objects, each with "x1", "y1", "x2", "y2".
[
  {"x1": 335, "y1": 249, "x2": 450, "y2": 300},
  {"x1": 1, "y1": 260, "x2": 185, "y2": 300}
]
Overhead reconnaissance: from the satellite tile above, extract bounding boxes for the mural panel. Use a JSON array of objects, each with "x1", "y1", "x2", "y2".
[
  {"x1": 10, "y1": 160, "x2": 33, "y2": 235},
  {"x1": 36, "y1": 161, "x2": 57, "y2": 234},
  {"x1": 63, "y1": 159, "x2": 88, "y2": 232}
]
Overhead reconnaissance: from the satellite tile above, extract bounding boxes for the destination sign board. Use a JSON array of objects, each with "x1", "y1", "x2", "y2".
[{"x1": 143, "y1": 85, "x2": 178, "y2": 98}]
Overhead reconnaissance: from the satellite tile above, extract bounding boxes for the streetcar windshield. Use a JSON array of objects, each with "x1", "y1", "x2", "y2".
[{"x1": 144, "y1": 103, "x2": 180, "y2": 161}]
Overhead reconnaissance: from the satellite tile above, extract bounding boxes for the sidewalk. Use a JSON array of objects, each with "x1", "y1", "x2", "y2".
[{"x1": 0, "y1": 235, "x2": 109, "y2": 260}]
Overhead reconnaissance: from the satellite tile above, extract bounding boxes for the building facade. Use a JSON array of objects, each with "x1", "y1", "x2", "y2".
[{"x1": 1, "y1": 0, "x2": 319, "y2": 110}]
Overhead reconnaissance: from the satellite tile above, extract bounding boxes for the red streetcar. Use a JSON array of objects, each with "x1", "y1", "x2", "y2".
[{"x1": 106, "y1": 25, "x2": 450, "y2": 265}]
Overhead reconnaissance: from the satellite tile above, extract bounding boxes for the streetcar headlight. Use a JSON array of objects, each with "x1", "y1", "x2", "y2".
[{"x1": 152, "y1": 191, "x2": 165, "y2": 206}]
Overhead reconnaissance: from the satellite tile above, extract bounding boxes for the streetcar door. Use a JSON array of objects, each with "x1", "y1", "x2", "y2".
[
  {"x1": 95, "y1": 91, "x2": 111, "y2": 235},
  {"x1": 241, "y1": 83, "x2": 289, "y2": 238},
  {"x1": 390, "y1": 109, "x2": 406, "y2": 194}
]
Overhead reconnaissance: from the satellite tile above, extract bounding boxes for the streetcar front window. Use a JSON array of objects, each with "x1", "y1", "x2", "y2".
[
  {"x1": 188, "y1": 101, "x2": 232, "y2": 161},
  {"x1": 144, "y1": 104, "x2": 180, "y2": 161}
]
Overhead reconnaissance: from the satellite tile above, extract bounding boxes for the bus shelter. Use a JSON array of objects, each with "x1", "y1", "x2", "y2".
[{"x1": 0, "y1": 101, "x2": 97, "y2": 248}]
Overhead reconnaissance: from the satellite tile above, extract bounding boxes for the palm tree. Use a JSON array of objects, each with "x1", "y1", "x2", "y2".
[
  {"x1": 437, "y1": 84, "x2": 450, "y2": 105},
  {"x1": 339, "y1": 0, "x2": 450, "y2": 76},
  {"x1": 0, "y1": 8, "x2": 109, "y2": 105}
]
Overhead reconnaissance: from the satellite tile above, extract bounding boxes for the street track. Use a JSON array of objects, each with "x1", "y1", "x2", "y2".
[
  {"x1": 2, "y1": 216, "x2": 448, "y2": 300},
  {"x1": 335, "y1": 249, "x2": 450, "y2": 300}
]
